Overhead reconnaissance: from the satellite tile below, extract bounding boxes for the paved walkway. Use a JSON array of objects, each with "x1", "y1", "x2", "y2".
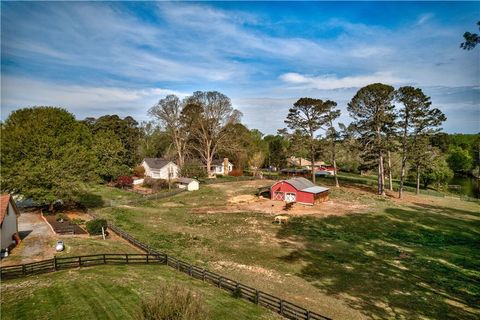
[{"x1": 1, "y1": 211, "x2": 56, "y2": 266}]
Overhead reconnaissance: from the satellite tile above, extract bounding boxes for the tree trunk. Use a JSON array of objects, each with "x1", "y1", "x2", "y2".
[
  {"x1": 387, "y1": 150, "x2": 393, "y2": 191},
  {"x1": 310, "y1": 137, "x2": 316, "y2": 184},
  {"x1": 416, "y1": 165, "x2": 420, "y2": 195},
  {"x1": 49, "y1": 202, "x2": 55, "y2": 213},
  {"x1": 332, "y1": 135, "x2": 339, "y2": 187},
  {"x1": 379, "y1": 152, "x2": 386, "y2": 196}
]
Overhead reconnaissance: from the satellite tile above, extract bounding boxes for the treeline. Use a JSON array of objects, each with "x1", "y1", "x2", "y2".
[{"x1": 1, "y1": 87, "x2": 478, "y2": 208}]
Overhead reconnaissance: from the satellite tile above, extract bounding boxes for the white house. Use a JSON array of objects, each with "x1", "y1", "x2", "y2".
[
  {"x1": 210, "y1": 159, "x2": 233, "y2": 176},
  {"x1": 176, "y1": 178, "x2": 199, "y2": 191},
  {"x1": 142, "y1": 158, "x2": 179, "y2": 180},
  {"x1": 1, "y1": 194, "x2": 20, "y2": 251}
]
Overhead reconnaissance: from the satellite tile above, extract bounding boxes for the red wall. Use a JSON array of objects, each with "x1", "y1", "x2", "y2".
[{"x1": 270, "y1": 181, "x2": 314, "y2": 205}]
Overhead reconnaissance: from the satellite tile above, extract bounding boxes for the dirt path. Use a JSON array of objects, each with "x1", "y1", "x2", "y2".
[{"x1": 1, "y1": 211, "x2": 56, "y2": 266}]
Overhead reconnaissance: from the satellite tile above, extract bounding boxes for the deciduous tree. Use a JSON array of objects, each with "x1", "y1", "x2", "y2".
[{"x1": 1, "y1": 107, "x2": 96, "y2": 210}]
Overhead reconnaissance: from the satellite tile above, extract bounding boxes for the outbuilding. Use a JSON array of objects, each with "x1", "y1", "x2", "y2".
[
  {"x1": 270, "y1": 177, "x2": 329, "y2": 205},
  {"x1": 176, "y1": 178, "x2": 199, "y2": 191},
  {"x1": 0, "y1": 194, "x2": 21, "y2": 252}
]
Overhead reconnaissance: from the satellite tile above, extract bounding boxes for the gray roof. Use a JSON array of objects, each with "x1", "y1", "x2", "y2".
[
  {"x1": 211, "y1": 159, "x2": 232, "y2": 166},
  {"x1": 302, "y1": 186, "x2": 329, "y2": 194},
  {"x1": 143, "y1": 158, "x2": 173, "y2": 170},
  {"x1": 283, "y1": 177, "x2": 329, "y2": 194},
  {"x1": 285, "y1": 177, "x2": 315, "y2": 190},
  {"x1": 177, "y1": 177, "x2": 198, "y2": 184}
]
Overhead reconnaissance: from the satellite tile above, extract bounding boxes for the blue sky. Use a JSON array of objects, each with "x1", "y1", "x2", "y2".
[{"x1": 1, "y1": 1, "x2": 479, "y2": 134}]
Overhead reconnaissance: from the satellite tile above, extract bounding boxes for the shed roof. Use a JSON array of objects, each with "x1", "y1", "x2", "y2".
[
  {"x1": 211, "y1": 159, "x2": 232, "y2": 166},
  {"x1": 143, "y1": 158, "x2": 174, "y2": 170},
  {"x1": 285, "y1": 177, "x2": 315, "y2": 190},
  {"x1": 177, "y1": 177, "x2": 198, "y2": 184},
  {"x1": 1, "y1": 194, "x2": 20, "y2": 224},
  {"x1": 276, "y1": 177, "x2": 329, "y2": 194},
  {"x1": 302, "y1": 186, "x2": 329, "y2": 194}
]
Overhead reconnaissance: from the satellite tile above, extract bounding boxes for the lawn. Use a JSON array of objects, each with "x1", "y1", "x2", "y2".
[
  {"x1": 0, "y1": 264, "x2": 279, "y2": 320},
  {"x1": 93, "y1": 180, "x2": 480, "y2": 319}
]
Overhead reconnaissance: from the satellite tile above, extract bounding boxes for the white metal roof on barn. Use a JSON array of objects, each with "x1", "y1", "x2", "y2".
[{"x1": 301, "y1": 186, "x2": 329, "y2": 194}]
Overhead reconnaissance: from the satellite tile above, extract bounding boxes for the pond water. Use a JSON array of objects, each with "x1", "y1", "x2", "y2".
[{"x1": 447, "y1": 175, "x2": 479, "y2": 199}]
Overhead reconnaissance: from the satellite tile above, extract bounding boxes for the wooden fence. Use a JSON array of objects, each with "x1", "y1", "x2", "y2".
[{"x1": 0, "y1": 252, "x2": 330, "y2": 320}]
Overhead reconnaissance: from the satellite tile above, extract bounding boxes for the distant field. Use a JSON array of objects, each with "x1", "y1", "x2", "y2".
[
  {"x1": 0, "y1": 265, "x2": 279, "y2": 320},
  {"x1": 94, "y1": 180, "x2": 480, "y2": 319}
]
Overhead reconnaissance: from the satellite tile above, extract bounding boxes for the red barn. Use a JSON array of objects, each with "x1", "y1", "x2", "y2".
[{"x1": 270, "y1": 177, "x2": 329, "y2": 205}]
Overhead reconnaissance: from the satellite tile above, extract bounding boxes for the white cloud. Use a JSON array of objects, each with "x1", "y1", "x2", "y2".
[
  {"x1": 279, "y1": 72, "x2": 405, "y2": 90},
  {"x1": 0, "y1": 76, "x2": 187, "y2": 120}
]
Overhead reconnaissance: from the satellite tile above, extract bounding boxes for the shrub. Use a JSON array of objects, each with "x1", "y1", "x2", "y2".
[
  {"x1": 55, "y1": 213, "x2": 67, "y2": 222},
  {"x1": 71, "y1": 218, "x2": 85, "y2": 225},
  {"x1": 143, "y1": 177, "x2": 170, "y2": 190},
  {"x1": 116, "y1": 175, "x2": 134, "y2": 188},
  {"x1": 133, "y1": 165, "x2": 145, "y2": 178},
  {"x1": 137, "y1": 283, "x2": 208, "y2": 320},
  {"x1": 86, "y1": 218, "x2": 108, "y2": 235}
]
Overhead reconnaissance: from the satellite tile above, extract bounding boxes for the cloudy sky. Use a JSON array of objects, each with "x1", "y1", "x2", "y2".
[{"x1": 1, "y1": 1, "x2": 478, "y2": 134}]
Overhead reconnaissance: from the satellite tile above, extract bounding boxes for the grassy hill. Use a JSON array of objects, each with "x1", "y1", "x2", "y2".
[
  {"x1": 0, "y1": 264, "x2": 279, "y2": 320},
  {"x1": 92, "y1": 180, "x2": 480, "y2": 319}
]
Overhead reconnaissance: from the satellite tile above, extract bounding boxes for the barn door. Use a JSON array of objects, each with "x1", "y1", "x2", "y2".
[
  {"x1": 274, "y1": 191, "x2": 285, "y2": 201},
  {"x1": 285, "y1": 192, "x2": 296, "y2": 203}
]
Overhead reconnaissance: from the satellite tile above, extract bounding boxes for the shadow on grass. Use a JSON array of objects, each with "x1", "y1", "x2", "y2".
[
  {"x1": 276, "y1": 203, "x2": 480, "y2": 319},
  {"x1": 77, "y1": 193, "x2": 105, "y2": 209}
]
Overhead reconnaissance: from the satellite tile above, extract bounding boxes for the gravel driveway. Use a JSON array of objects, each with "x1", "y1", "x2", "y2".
[{"x1": 0, "y1": 211, "x2": 56, "y2": 266}]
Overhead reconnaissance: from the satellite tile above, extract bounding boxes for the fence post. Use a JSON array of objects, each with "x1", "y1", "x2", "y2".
[
  {"x1": 306, "y1": 310, "x2": 311, "y2": 320},
  {"x1": 202, "y1": 269, "x2": 206, "y2": 281},
  {"x1": 53, "y1": 256, "x2": 57, "y2": 271},
  {"x1": 255, "y1": 290, "x2": 259, "y2": 304},
  {"x1": 219, "y1": 276, "x2": 223, "y2": 288},
  {"x1": 165, "y1": 254, "x2": 168, "y2": 265},
  {"x1": 146, "y1": 254, "x2": 149, "y2": 264},
  {"x1": 78, "y1": 256, "x2": 82, "y2": 267},
  {"x1": 22, "y1": 264, "x2": 26, "y2": 275},
  {"x1": 126, "y1": 254, "x2": 129, "y2": 264},
  {"x1": 103, "y1": 254, "x2": 106, "y2": 264},
  {"x1": 280, "y1": 300, "x2": 284, "y2": 315},
  {"x1": 189, "y1": 265, "x2": 192, "y2": 276}
]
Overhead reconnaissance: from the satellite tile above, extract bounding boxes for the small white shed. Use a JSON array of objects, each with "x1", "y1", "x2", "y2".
[{"x1": 176, "y1": 178, "x2": 199, "y2": 191}]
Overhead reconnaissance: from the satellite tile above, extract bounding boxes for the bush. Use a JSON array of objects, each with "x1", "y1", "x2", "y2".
[
  {"x1": 55, "y1": 213, "x2": 67, "y2": 222},
  {"x1": 86, "y1": 219, "x2": 108, "y2": 235},
  {"x1": 137, "y1": 283, "x2": 208, "y2": 320},
  {"x1": 232, "y1": 286, "x2": 242, "y2": 299},
  {"x1": 71, "y1": 218, "x2": 85, "y2": 225},
  {"x1": 133, "y1": 165, "x2": 145, "y2": 178},
  {"x1": 115, "y1": 175, "x2": 134, "y2": 188},
  {"x1": 143, "y1": 177, "x2": 170, "y2": 190}
]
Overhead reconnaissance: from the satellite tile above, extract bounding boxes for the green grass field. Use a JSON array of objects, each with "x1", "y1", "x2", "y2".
[
  {"x1": 92, "y1": 180, "x2": 480, "y2": 319},
  {"x1": 0, "y1": 264, "x2": 279, "y2": 320}
]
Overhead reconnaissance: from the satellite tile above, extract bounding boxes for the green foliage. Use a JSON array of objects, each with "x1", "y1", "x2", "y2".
[
  {"x1": 92, "y1": 130, "x2": 129, "y2": 182},
  {"x1": 179, "y1": 159, "x2": 206, "y2": 179},
  {"x1": 138, "y1": 283, "x2": 209, "y2": 320},
  {"x1": 143, "y1": 177, "x2": 170, "y2": 190},
  {"x1": 447, "y1": 146, "x2": 473, "y2": 172},
  {"x1": 1, "y1": 107, "x2": 97, "y2": 206},
  {"x1": 88, "y1": 115, "x2": 141, "y2": 167},
  {"x1": 460, "y1": 21, "x2": 480, "y2": 50},
  {"x1": 86, "y1": 218, "x2": 108, "y2": 235},
  {"x1": 420, "y1": 155, "x2": 454, "y2": 189},
  {"x1": 232, "y1": 286, "x2": 242, "y2": 299}
]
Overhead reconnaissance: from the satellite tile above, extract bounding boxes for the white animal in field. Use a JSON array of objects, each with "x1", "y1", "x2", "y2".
[{"x1": 274, "y1": 215, "x2": 289, "y2": 224}]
